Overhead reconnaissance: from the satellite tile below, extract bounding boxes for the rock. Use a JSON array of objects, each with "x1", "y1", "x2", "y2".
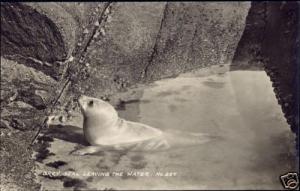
[
  {"x1": 2, "y1": 2, "x2": 251, "y2": 116},
  {"x1": 7, "y1": 101, "x2": 35, "y2": 109},
  {"x1": 94, "y1": 21, "x2": 100, "y2": 26},
  {"x1": 261, "y1": 2, "x2": 299, "y2": 134},
  {"x1": 1, "y1": 3, "x2": 68, "y2": 79},
  {"x1": 83, "y1": 28, "x2": 89, "y2": 34},
  {"x1": 69, "y1": 2, "x2": 167, "y2": 98},
  {"x1": 99, "y1": 28, "x2": 106, "y2": 36},
  {"x1": 231, "y1": 0, "x2": 299, "y2": 98},
  {"x1": 0, "y1": 120, "x2": 11, "y2": 129},
  {"x1": 0, "y1": 58, "x2": 56, "y2": 131},
  {"x1": 146, "y1": 2, "x2": 250, "y2": 80},
  {"x1": 68, "y1": 2, "x2": 250, "y2": 99}
]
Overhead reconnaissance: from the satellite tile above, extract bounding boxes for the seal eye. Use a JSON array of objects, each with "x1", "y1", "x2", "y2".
[{"x1": 88, "y1": 100, "x2": 94, "y2": 107}]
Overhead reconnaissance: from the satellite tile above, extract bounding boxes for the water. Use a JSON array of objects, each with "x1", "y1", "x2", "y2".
[{"x1": 36, "y1": 65, "x2": 297, "y2": 190}]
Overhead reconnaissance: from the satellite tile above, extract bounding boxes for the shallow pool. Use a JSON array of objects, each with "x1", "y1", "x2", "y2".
[{"x1": 36, "y1": 65, "x2": 297, "y2": 190}]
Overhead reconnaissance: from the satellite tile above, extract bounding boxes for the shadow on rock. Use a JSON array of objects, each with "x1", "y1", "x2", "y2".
[{"x1": 45, "y1": 125, "x2": 89, "y2": 146}]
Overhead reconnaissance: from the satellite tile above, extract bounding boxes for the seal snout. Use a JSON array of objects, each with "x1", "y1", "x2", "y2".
[{"x1": 78, "y1": 95, "x2": 90, "y2": 111}]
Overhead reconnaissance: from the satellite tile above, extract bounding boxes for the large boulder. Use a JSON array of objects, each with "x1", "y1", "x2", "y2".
[
  {"x1": 145, "y1": 2, "x2": 250, "y2": 80},
  {"x1": 1, "y1": 3, "x2": 68, "y2": 79},
  {"x1": 65, "y1": 2, "x2": 250, "y2": 99}
]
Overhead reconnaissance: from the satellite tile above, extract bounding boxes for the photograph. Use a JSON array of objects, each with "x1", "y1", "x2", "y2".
[{"x1": 0, "y1": 1, "x2": 299, "y2": 190}]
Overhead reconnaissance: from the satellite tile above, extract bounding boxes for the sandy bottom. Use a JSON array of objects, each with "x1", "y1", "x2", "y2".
[{"x1": 35, "y1": 65, "x2": 297, "y2": 190}]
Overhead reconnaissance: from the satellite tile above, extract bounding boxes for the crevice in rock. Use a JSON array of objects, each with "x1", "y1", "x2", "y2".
[
  {"x1": 74, "y1": 2, "x2": 112, "y2": 59},
  {"x1": 142, "y1": 3, "x2": 169, "y2": 80},
  {"x1": 231, "y1": 2, "x2": 267, "y2": 71},
  {"x1": 30, "y1": 2, "x2": 114, "y2": 145}
]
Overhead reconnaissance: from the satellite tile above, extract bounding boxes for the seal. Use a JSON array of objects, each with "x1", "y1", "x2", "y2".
[
  {"x1": 72, "y1": 95, "x2": 216, "y2": 155},
  {"x1": 71, "y1": 95, "x2": 168, "y2": 155}
]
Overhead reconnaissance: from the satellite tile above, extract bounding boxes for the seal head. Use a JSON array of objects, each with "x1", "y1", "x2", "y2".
[{"x1": 78, "y1": 95, "x2": 120, "y2": 145}]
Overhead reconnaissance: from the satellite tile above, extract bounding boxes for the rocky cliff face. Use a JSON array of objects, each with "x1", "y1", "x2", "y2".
[
  {"x1": 1, "y1": 2, "x2": 250, "y2": 99},
  {"x1": 262, "y1": 2, "x2": 299, "y2": 136},
  {"x1": 55, "y1": 2, "x2": 250, "y2": 102},
  {"x1": 232, "y1": 1, "x2": 299, "y2": 150}
]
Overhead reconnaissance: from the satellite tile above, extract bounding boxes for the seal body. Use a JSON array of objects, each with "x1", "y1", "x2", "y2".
[
  {"x1": 73, "y1": 95, "x2": 216, "y2": 155},
  {"x1": 78, "y1": 95, "x2": 163, "y2": 147}
]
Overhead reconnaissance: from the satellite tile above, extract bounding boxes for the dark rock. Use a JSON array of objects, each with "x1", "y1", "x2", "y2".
[
  {"x1": 62, "y1": 177, "x2": 87, "y2": 188},
  {"x1": 45, "y1": 161, "x2": 67, "y2": 169},
  {"x1": 1, "y1": 3, "x2": 67, "y2": 79},
  {"x1": 37, "y1": 136, "x2": 54, "y2": 142},
  {"x1": 262, "y1": 2, "x2": 299, "y2": 136}
]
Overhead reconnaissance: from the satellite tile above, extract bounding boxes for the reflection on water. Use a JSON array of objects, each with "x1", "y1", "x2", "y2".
[{"x1": 36, "y1": 65, "x2": 297, "y2": 190}]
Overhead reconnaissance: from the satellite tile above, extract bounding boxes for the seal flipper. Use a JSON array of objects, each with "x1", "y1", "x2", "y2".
[
  {"x1": 71, "y1": 144, "x2": 136, "y2": 155},
  {"x1": 71, "y1": 146, "x2": 105, "y2": 155},
  {"x1": 71, "y1": 138, "x2": 170, "y2": 155}
]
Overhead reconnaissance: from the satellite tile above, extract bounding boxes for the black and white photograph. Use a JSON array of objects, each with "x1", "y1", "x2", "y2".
[{"x1": 0, "y1": 1, "x2": 299, "y2": 190}]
